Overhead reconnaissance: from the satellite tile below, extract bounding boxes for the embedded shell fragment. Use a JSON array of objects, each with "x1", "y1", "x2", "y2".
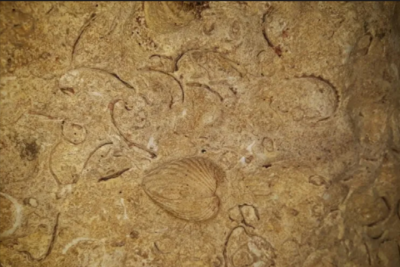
[
  {"x1": 1, "y1": 2, "x2": 399, "y2": 266},
  {"x1": 142, "y1": 157, "x2": 225, "y2": 222},
  {"x1": 144, "y1": 2, "x2": 198, "y2": 34}
]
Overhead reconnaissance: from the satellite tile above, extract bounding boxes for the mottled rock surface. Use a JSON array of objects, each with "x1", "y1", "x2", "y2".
[{"x1": 1, "y1": 2, "x2": 399, "y2": 267}]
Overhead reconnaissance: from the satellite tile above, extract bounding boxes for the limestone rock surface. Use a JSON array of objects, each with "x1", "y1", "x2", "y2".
[{"x1": 1, "y1": 2, "x2": 400, "y2": 267}]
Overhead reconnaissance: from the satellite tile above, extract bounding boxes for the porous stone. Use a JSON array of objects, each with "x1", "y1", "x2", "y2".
[{"x1": 1, "y1": 2, "x2": 399, "y2": 266}]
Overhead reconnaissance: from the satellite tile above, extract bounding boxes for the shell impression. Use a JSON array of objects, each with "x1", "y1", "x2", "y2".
[{"x1": 142, "y1": 157, "x2": 225, "y2": 222}]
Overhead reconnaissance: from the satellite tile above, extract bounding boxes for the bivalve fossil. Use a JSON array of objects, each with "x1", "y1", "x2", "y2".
[{"x1": 142, "y1": 157, "x2": 225, "y2": 222}]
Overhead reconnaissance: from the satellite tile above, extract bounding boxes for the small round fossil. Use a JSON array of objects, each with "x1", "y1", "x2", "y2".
[
  {"x1": 142, "y1": 157, "x2": 225, "y2": 222},
  {"x1": 0, "y1": 193, "x2": 22, "y2": 239},
  {"x1": 62, "y1": 120, "x2": 86, "y2": 145},
  {"x1": 225, "y1": 226, "x2": 276, "y2": 267}
]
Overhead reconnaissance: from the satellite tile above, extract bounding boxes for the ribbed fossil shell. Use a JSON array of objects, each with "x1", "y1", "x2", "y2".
[{"x1": 142, "y1": 157, "x2": 225, "y2": 222}]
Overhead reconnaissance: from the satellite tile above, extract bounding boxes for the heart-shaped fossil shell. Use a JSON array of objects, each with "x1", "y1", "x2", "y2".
[{"x1": 142, "y1": 157, "x2": 225, "y2": 222}]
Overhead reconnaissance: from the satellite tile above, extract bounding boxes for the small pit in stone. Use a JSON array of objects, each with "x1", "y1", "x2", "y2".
[{"x1": 19, "y1": 139, "x2": 39, "y2": 161}]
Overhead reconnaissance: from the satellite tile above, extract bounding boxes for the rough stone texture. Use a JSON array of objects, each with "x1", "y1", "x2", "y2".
[{"x1": 0, "y1": 2, "x2": 399, "y2": 267}]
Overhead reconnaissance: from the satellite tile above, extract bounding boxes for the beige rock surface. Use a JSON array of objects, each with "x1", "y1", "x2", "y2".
[{"x1": 1, "y1": 1, "x2": 399, "y2": 266}]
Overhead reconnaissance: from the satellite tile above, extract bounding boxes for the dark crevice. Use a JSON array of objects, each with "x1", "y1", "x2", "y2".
[
  {"x1": 110, "y1": 72, "x2": 135, "y2": 89},
  {"x1": 147, "y1": 69, "x2": 184, "y2": 103},
  {"x1": 368, "y1": 229, "x2": 384, "y2": 240},
  {"x1": 174, "y1": 51, "x2": 188, "y2": 72},
  {"x1": 381, "y1": 196, "x2": 391, "y2": 214},
  {"x1": 168, "y1": 95, "x2": 174, "y2": 109},
  {"x1": 109, "y1": 99, "x2": 157, "y2": 158},
  {"x1": 19, "y1": 213, "x2": 60, "y2": 261},
  {"x1": 262, "y1": 28, "x2": 281, "y2": 57},
  {"x1": 49, "y1": 142, "x2": 62, "y2": 186},
  {"x1": 45, "y1": 6, "x2": 54, "y2": 15},
  {"x1": 186, "y1": 82, "x2": 223, "y2": 102},
  {"x1": 149, "y1": 54, "x2": 173, "y2": 61},
  {"x1": 60, "y1": 87, "x2": 75, "y2": 95},
  {"x1": 222, "y1": 227, "x2": 241, "y2": 267},
  {"x1": 71, "y1": 13, "x2": 97, "y2": 63},
  {"x1": 262, "y1": 164, "x2": 272, "y2": 169},
  {"x1": 240, "y1": 218, "x2": 254, "y2": 229},
  {"x1": 228, "y1": 86, "x2": 237, "y2": 95},
  {"x1": 367, "y1": 218, "x2": 385, "y2": 228},
  {"x1": 98, "y1": 168, "x2": 130, "y2": 182},
  {"x1": 27, "y1": 111, "x2": 62, "y2": 121},
  {"x1": 81, "y1": 142, "x2": 114, "y2": 171},
  {"x1": 365, "y1": 242, "x2": 372, "y2": 266},
  {"x1": 262, "y1": 11, "x2": 282, "y2": 58},
  {"x1": 262, "y1": 13, "x2": 273, "y2": 48},
  {"x1": 100, "y1": 16, "x2": 118, "y2": 38},
  {"x1": 44, "y1": 213, "x2": 60, "y2": 260},
  {"x1": 154, "y1": 242, "x2": 161, "y2": 253},
  {"x1": 71, "y1": 67, "x2": 135, "y2": 90},
  {"x1": 90, "y1": 67, "x2": 135, "y2": 90},
  {"x1": 361, "y1": 156, "x2": 380, "y2": 162},
  {"x1": 174, "y1": 48, "x2": 206, "y2": 72},
  {"x1": 217, "y1": 54, "x2": 244, "y2": 78},
  {"x1": 392, "y1": 147, "x2": 400, "y2": 154}
]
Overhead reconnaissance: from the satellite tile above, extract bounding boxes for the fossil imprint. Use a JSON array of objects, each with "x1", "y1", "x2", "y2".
[{"x1": 142, "y1": 157, "x2": 225, "y2": 222}]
